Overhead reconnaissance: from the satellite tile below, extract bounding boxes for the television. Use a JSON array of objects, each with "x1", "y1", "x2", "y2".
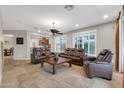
[{"x1": 16, "y1": 37, "x2": 24, "y2": 45}]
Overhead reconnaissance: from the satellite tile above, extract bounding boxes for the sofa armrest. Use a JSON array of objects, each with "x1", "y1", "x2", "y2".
[
  {"x1": 31, "y1": 54, "x2": 35, "y2": 62},
  {"x1": 59, "y1": 52, "x2": 65, "y2": 55},
  {"x1": 80, "y1": 55, "x2": 87, "y2": 61}
]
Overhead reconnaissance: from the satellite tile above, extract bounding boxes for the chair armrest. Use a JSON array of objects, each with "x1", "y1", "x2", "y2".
[
  {"x1": 88, "y1": 61, "x2": 112, "y2": 66},
  {"x1": 86, "y1": 56, "x2": 96, "y2": 61},
  {"x1": 88, "y1": 62, "x2": 113, "y2": 72}
]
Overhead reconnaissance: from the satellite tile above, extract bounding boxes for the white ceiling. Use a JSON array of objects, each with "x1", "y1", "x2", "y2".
[{"x1": 0, "y1": 5, "x2": 122, "y2": 34}]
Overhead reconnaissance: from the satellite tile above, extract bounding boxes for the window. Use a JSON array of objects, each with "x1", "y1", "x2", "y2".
[
  {"x1": 73, "y1": 33, "x2": 83, "y2": 48},
  {"x1": 55, "y1": 36, "x2": 67, "y2": 52},
  {"x1": 83, "y1": 32, "x2": 96, "y2": 55},
  {"x1": 73, "y1": 30, "x2": 96, "y2": 55}
]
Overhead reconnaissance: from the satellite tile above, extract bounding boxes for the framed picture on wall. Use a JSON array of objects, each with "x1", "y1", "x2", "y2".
[{"x1": 16, "y1": 37, "x2": 24, "y2": 45}]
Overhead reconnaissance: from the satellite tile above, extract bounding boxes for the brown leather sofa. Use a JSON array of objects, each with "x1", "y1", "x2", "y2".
[
  {"x1": 31, "y1": 48, "x2": 54, "y2": 64},
  {"x1": 83, "y1": 49, "x2": 113, "y2": 80},
  {"x1": 59, "y1": 48, "x2": 85, "y2": 66}
]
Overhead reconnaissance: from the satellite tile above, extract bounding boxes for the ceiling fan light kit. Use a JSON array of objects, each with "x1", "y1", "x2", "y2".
[{"x1": 50, "y1": 22, "x2": 63, "y2": 36}]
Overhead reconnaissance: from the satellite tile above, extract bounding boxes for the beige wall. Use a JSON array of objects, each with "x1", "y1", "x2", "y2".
[
  {"x1": 3, "y1": 36, "x2": 14, "y2": 49},
  {"x1": 0, "y1": 17, "x2": 3, "y2": 85}
]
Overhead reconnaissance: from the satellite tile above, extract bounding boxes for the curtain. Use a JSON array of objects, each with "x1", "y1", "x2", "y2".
[
  {"x1": 115, "y1": 8, "x2": 124, "y2": 73},
  {"x1": 115, "y1": 5, "x2": 124, "y2": 87},
  {"x1": 115, "y1": 16, "x2": 120, "y2": 71}
]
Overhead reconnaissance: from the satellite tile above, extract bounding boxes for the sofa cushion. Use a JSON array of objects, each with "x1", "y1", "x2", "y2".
[
  {"x1": 96, "y1": 55, "x2": 104, "y2": 62},
  {"x1": 70, "y1": 49, "x2": 75, "y2": 56},
  {"x1": 100, "y1": 49, "x2": 109, "y2": 55},
  {"x1": 74, "y1": 49, "x2": 78, "y2": 56},
  {"x1": 103, "y1": 52, "x2": 113, "y2": 63},
  {"x1": 96, "y1": 50, "x2": 113, "y2": 64},
  {"x1": 65, "y1": 51, "x2": 68, "y2": 55},
  {"x1": 96, "y1": 49, "x2": 109, "y2": 62},
  {"x1": 64, "y1": 48, "x2": 70, "y2": 55},
  {"x1": 75, "y1": 48, "x2": 85, "y2": 57},
  {"x1": 76, "y1": 52, "x2": 82, "y2": 57},
  {"x1": 78, "y1": 48, "x2": 84, "y2": 52},
  {"x1": 67, "y1": 50, "x2": 72, "y2": 56},
  {"x1": 65, "y1": 48, "x2": 70, "y2": 55},
  {"x1": 69, "y1": 56, "x2": 80, "y2": 60}
]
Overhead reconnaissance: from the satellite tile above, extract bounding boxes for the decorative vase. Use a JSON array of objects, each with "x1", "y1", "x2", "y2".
[{"x1": 54, "y1": 57, "x2": 58, "y2": 61}]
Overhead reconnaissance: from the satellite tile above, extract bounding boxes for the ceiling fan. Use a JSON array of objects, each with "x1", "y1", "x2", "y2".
[
  {"x1": 50, "y1": 22, "x2": 63, "y2": 35},
  {"x1": 22, "y1": 21, "x2": 63, "y2": 36}
]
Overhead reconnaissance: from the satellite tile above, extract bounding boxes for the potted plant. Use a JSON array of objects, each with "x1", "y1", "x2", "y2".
[{"x1": 54, "y1": 53, "x2": 59, "y2": 61}]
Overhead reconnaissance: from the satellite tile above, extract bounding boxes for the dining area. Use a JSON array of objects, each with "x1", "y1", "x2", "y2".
[{"x1": 4, "y1": 48, "x2": 14, "y2": 56}]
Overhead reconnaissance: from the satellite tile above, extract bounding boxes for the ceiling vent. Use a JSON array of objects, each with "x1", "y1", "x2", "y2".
[{"x1": 64, "y1": 5, "x2": 75, "y2": 11}]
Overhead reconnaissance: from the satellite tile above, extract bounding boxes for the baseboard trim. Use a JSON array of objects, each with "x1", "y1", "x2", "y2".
[
  {"x1": 14, "y1": 58, "x2": 30, "y2": 60},
  {"x1": 0, "y1": 75, "x2": 2, "y2": 86}
]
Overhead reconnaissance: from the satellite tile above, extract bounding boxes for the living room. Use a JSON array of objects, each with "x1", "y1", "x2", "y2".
[{"x1": 0, "y1": 5, "x2": 124, "y2": 88}]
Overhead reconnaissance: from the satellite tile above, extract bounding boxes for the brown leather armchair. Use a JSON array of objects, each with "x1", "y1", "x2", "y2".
[{"x1": 83, "y1": 49, "x2": 113, "y2": 80}]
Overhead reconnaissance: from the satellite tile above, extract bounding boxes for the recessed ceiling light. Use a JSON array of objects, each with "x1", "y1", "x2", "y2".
[
  {"x1": 103, "y1": 14, "x2": 109, "y2": 19},
  {"x1": 75, "y1": 24, "x2": 79, "y2": 27},
  {"x1": 38, "y1": 30, "x2": 41, "y2": 32}
]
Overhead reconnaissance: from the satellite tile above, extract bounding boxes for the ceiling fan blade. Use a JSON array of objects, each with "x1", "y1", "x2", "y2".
[
  {"x1": 57, "y1": 32, "x2": 63, "y2": 35},
  {"x1": 54, "y1": 29, "x2": 60, "y2": 33}
]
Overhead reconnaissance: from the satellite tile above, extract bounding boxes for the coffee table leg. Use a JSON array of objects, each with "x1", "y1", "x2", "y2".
[
  {"x1": 53, "y1": 65, "x2": 56, "y2": 74},
  {"x1": 69, "y1": 60, "x2": 72, "y2": 67},
  {"x1": 41, "y1": 62, "x2": 44, "y2": 67}
]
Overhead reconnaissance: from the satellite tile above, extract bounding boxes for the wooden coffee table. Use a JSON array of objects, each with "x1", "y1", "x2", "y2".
[{"x1": 41, "y1": 57, "x2": 72, "y2": 74}]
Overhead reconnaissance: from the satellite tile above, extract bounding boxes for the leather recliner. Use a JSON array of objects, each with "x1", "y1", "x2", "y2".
[
  {"x1": 83, "y1": 49, "x2": 113, "y2": 80},
  {"x1": 31, "y1": 48, "x2": 54, "y2": 64}
]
